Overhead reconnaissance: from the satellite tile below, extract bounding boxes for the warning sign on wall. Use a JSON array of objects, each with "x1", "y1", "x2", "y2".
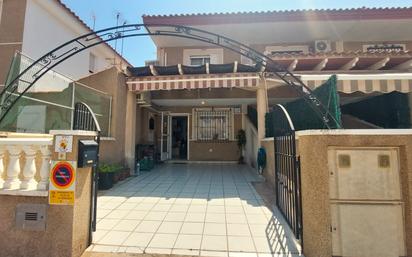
[{"x1": 49, "y1": 161, "x2": 76, "y2": 205}]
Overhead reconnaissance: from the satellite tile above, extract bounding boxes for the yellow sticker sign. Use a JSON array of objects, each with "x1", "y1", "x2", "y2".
[
  {"x1": 49, "y1": 190, "x2": 75, "y2": 205},
  {"x1": 49, "y1": 161, "x2": 76, "y2": 205}
]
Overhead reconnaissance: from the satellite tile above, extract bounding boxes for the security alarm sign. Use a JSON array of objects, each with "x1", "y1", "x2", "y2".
[{"x1": 49, "y1": 161, "x2": 76, "y2": 205}]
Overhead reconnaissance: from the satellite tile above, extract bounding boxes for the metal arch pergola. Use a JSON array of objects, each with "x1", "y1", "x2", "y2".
[{"x1": 0, "y1": 24, "x2": 340, "y2": 129}]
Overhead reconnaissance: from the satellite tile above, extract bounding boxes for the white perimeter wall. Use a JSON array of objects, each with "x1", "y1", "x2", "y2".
[{"x1": 22, "y1": 0, "x2": 119, "y2": 80}]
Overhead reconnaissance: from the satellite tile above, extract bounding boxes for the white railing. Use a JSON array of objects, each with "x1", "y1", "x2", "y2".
[{"x1": 0, "y1": 138, "x2": 53, "y2": 196}]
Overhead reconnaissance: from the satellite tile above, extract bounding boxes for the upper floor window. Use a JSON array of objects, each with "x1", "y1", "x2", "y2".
[
  {"x1": 190, "y1": 55, "x2": 211, "y2": 66},
  {"x1": 183, "y1": 48, "x2": 223, "y2": 66}
]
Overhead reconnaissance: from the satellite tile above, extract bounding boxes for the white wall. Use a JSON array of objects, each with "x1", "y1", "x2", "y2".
[
  {"x1": 21, "y1": 0, "x2": 122, "y2": 80},
  {"x1": 244, "y1": 114, "x2": 258, "y2": 168}
]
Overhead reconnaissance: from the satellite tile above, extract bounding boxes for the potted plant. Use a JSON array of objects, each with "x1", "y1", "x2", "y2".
[
  {"x1": 98, "y1": 164, "x2": 114, "y2": 190},
  {"x1": 236, "y1": 129, "x2": 246, "y2": 164}
]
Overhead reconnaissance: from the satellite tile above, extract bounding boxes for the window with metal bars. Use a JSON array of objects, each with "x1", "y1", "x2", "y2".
[{"x1": 193, "y1": 108, "x2": 233, "y2": 142}]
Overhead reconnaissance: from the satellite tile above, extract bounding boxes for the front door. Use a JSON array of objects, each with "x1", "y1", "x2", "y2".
[{"x1": 171, "y1": 116, "x2": 188, "y2": 160}]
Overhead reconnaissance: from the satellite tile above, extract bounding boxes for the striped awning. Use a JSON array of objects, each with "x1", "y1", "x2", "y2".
[{"x1": 127, "y1": 73, "x2": 260, "y2": 92}]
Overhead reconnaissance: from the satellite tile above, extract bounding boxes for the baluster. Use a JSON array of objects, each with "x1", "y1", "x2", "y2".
[
  {"x1": 20, "y1": 146, "x2": 38, "y2": 190},
  {"x1": 37, "y1": 145, "x2": 51, "y2": 190},
  {"x1": 4, "y1": 145, "x2": 22, "y2": 189},
  {"x1": 0, "y1": 147, "x2": 5, "y2": 189}
]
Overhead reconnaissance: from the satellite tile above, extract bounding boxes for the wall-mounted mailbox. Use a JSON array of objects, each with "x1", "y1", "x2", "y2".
[{"x1": 78, "y1": 140, "x2": 98, "y2": 168}]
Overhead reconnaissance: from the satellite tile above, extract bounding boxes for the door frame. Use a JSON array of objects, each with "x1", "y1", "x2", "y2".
[{"x1": 170, "y1": 113, "x2": 190, "y2": 160}]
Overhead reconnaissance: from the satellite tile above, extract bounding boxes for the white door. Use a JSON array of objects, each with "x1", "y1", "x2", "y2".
[{"x1": 160, "y1": 113, "x2": 171, "y2": 161}]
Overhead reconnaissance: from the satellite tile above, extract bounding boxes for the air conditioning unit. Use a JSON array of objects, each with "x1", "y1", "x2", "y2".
[{"x1": 314, "y1": 40, "x2": 331, "y2": 53}]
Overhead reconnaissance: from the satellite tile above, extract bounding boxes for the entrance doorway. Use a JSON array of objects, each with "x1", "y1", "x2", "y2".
[{"x1": 171, "y1": 116, "x2": 188, "y2": 160}]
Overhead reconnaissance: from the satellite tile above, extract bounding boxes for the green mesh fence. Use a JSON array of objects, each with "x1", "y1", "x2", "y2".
[{"x1": 266, "y1": 75, "x2": 342, "y2": 137}]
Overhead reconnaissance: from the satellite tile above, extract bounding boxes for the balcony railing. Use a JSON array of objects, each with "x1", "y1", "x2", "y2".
[{"x1": 0, "y1": 137, "x2": 53, "y2": 196}]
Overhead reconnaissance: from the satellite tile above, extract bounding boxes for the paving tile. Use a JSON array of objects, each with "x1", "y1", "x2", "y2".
[
  {"x1": 90, "y1": 245, "x2": 119, "y2": 253},
  {"x1": 124, "y1": 247, "x2": 144, "y2": 254},
  {"x1": 180, "y1": 222, "x2": 204, "y2": 235},
  {"x1": 169, "y1": 204, "x2": 190, "y2": 212},
  {"x1": 145, "y1": 247, "x2": 173, "y2": 254},
  {"x1": 228, "y1": 236, "x2": 256, "y2": 252},
  {"x1": 201, "y1": 235, "x2": 228, "y2": 251},
  {"x1": 99, "y1": 231, "x2": 131, "y2": 245},
  {"x1": 164, "y1": 212, "x2": 186, "y2": 222},
  {"x1": 207, "y1": 205, "x2": 225, "y2": 213},
  {"x1": 201, "y1": 250, "x2": 228, "y2": 257},
  {"x1": 205, "y1": 213, "x2": 226, "y2": 223},
  {"x1": 151, "y1": 204, "x2": 172, "y2": 212},
  {"x1": 117, "y1": 203, "x2": 138, "y2": 210},
  {"x1": 246, "y1": 214, "x2": 269, "y2": 225},
  {"x1": 185, "y1": 212, "x2": 206, "y2": 222},
  {"x1": 157, "y1": 221, "x2": 183, "y2": 234},
  {"x1": 135, "y1": 220, "x2": 161, "y2": 233},
  {"x1": 227, "y1": 223, "x2": 251, "y2": 236},
  {"x1": 92, "y1": 229, "x2": 109, "y2": 243},
  {"x1": 112, "y1": 219, "x2": 141, "y2": 232},
  {"x1": 172, "y1": 249, "x2": 200, "y2": 256},
  {"x1": 188, "y1": 204, "x2": 207, "y2": 212},
  {"x1": 229, "y1": 251, "x2": 258, "y2": 257},
  {"x1": 225, "y1": 206, "x2": 245, "y2": 214},
  {"x1": 174, "y1": 234, "x2": 202, "y2": 249},
  {"x1": 125, "y1": 210, "x2": 147, "y2": 220},
  {"x1": 145, "y1": 211, "x2": 168, "y2": 221},
  {"x1": 96, "y1": 209, "x2": 111, "y2": 219},
  {"x1": 204, "y1": 222, "x2": 227, "y2": 236},
  {"x1": 134, "y1": 203, "x2": 156, "y2": 211},
  {"x1": 105, "y1": 210, "x2": 130, "y2": 219},
  {"x1": 226, "y1": 213, "x2": 248, "y2": 224},
  {"x1": 148, "y1": 233, "x2": 178, "y2": 248},
  {"x1": 122, "y1": 232, "x2": 153, "y2": 247},
  {"x1": 96, "y1": 219, "x2": 120, "y2": 230}
]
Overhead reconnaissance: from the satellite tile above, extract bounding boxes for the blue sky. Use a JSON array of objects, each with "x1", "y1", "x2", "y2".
[{"x1": 62, "y1": 0, "x2": 412, "y2": 66}]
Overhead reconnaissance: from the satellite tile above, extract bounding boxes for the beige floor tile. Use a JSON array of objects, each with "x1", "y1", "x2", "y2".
[
  {"x1": 174, "y1": 198, "x2": 193, "y2": 205},
  {"x1": 145, "y1": 211, "x2": 168, "y2": 221},
  {"x1": 148, "y1": 233, "x2": 178, "y2": 248},
  {"x1": 125, "y1": 247, "x2": 144, "y2": 254},
  {"x1": 145, "y1": 247, "x2": 172, "y2": 254},
  {"x1": 174, "y1": 234, "x2": 202, "y2": 249},
  {"x1": 207, "y1": 205, "x2": 225, "y2": 213},
  {"x1": 249, "y1": 225, "x2": 270, "y2": 237},
  {"x1": 96, "y1": 219, "x2": 120, "y2": 230},
  {"x1": 226, "y1": 213, "x2": 248, "y2": 224},
  {"x1": 191, "y1": 198, "x2": 209, "y2": 205},
  {"x1": 152, "y1": 204, "x2": 172, "y2": 212},
  {"x1": 105, "y1": 210, "x2": 130, "y2": 219},
  {"x1": 180, "y1": 222, "x2": 204, "y2": 235},
  {"x1": 125, "y1": 210, "x2": 147, "y2": 220},
  {"x1": 122, "y1": 232, "x2": 153, "y2": 247},
  {"x1": 204, "y1": 222, "x2": 227, "y2": 236},
  {"x1": 134, "y1": 203, "x2": 156, "y2": 211},
  {"x1": 205, "y1": 213, "x2": 226, "y2": 223},
  {"x1": 90, "y1": 244, "x2": 119, "y2": 253},
  {"x1": 117, "y1": 203, "x2": 137, "y2": 210},
  {"x1": 201, "y1": 235, "x2": 228, "y2": 251},
  {"x1": 228, "y1": 236, "x2": 256, "y2": 252},
  {"x1": 227, "y1": 223, "x2": 251, "y2": 236},
  {"x1": 135, "y1": 220, "x2": 161, "y2": 233},
  {"x1": 229, "y1": 252, "x2": 258, "y2": 257},
  {"x1": 246, "y1": 214, "x2": 269, "y2": 225},
  {"x1": 92, "y1": 229, "x2": 109, "y2": 243},
  {"x1": 96, "y1": 209, "x2": 111, "y2": 219},
  {"x1": 112, "y1": 219, "x2": 141, "y2": 232},
  {"x1": 188, "y1": 204, "x2": 207, "y2": 212},
  {"x1": 185, "y1": 212, "x2": 206, "y2": 222},
  {"x1": 99, "y1": 231, "x2": 130, "y2": 245},
  {"x1": 252, "y1": 237, "x2": 277, "y2": 254},
  {"x1": 208, "y1": 198, "x2": 225, "y2": 206},
  {"x1": 172, "y1": 249, "x2": 200, "y2": 256},
  {"x1": 169, "y1": 204, "x2": 190, "y2": 212},
  {"x1": 164, "y1": 212, "x2": 186, "y2": 222},
  {"x1": 201, "y1": 250, "x2": 228, "y2": 257},
  {"x1": 157, "y1": 221, "x2": 183, "y2": 234},
  {"x1": 225, "y1": 206, "x2": 245, "y2": 214}
]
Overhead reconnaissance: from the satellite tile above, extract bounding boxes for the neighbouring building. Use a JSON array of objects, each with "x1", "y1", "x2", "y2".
[{"x1": 0, "y1": 0, "x2": 130, "y2": 87}]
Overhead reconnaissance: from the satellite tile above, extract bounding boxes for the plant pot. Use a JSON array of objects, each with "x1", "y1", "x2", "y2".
[
  {"x1": 118, "y1": 170, "x2": 126, "y2": 181},
  {"x1": 98, "y1": 172, "x2": 113, "y2": 190},
  {"x1": 112, "y1": 172, "x2": 120, "y2": 184}
]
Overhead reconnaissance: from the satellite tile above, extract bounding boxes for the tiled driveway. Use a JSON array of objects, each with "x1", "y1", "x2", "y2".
[{"x1": 87, "y1": 164, "x2": 302, "y2": 257}]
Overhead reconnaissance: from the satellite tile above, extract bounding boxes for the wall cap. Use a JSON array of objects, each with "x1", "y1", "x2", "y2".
[
  {"x1": 261, "y1": 137, "x2": 274, "y2": 141},
  {"x1": 0, "y1": 138, "x2": 53, "y2": 145},
  {"x1": 296, "y1": 129, "x2": 412, "y2": 137},
  {"x1": 49, "y1": 130, "x2": 98, "y2": 136},
  {"x1": 0, "y1": 190, "x2": 48, "y2": 197}
]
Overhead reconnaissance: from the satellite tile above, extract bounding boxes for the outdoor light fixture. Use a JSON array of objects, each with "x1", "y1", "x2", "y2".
[{"x1": 201, "y1": 100, "x2": 206, "y2": 105}]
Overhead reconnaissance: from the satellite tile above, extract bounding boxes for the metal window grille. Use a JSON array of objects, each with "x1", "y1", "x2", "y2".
[{"x1": 194, "y1": 108, "x2": 232, "y2": 142}]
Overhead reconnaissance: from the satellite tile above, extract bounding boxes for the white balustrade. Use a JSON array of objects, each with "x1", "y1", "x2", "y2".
[{"x1": 0, "y1": 137, "x2": 53, "y2": 196}]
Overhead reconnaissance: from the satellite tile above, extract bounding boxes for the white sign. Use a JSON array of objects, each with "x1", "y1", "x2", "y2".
[{"x1": 55, "y1": 135, "x2": 73, "y2": 153}]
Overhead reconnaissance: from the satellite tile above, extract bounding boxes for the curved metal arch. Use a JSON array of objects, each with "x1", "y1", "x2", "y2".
[{"x1": 0, "y1": 24, "x2": 340, "y2": 129}]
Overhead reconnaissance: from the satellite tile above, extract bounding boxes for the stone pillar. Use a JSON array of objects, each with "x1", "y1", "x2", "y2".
[
  {"x1": 124, "y1": 91, "x2": 136, "y2": 174},
  {"x1": 256, "y1": 86, "x2": 268, "y2": 143}
]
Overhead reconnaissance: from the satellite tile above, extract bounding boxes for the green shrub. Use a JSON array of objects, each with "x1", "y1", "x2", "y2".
[{"x1": 98, "y1": 163, "x2": 125, "y2": 173}]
